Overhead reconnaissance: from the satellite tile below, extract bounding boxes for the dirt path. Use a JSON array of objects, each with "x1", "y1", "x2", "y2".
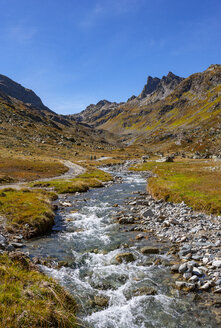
[{"x1": 0, "y1": 160, "x2": 86, "y2": 190}]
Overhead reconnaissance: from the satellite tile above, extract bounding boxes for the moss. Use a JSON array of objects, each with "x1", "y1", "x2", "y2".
[{"x1": 0, "y1": 253, "x2": 78, "y2": 328}]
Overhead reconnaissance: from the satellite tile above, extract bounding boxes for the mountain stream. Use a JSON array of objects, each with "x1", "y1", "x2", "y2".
[{"x1": 25, "y1": 167, "x2": 217, "y2": 328}]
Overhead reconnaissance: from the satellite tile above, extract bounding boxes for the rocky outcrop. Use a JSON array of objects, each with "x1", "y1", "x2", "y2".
[{"x1": 137, "y1": 71, "x2": 184, "y2": 101}]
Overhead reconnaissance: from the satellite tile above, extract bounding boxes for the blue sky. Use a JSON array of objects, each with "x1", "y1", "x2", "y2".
[{"x1": 0, "y1": 0, "x2": 220, "y2": 114}]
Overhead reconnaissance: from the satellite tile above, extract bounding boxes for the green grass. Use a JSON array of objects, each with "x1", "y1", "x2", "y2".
[
  {"x1": 32, "y1": 169, "x2": 113, "y2": 194},
  {"x1": 130, "y1": 160, "x2": 221, "y2": 215},
  {"x1": 0, "y1": 189, "x2": 57, "y2": 238},
  {"x1": 0, "y1": 252, "x2": 78, "y2": 328}
]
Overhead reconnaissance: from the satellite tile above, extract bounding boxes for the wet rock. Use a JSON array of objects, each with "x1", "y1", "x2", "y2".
[
  {"x1": 119, "y1": 217, "x2": 134, "y2": 224},
  {"x1": 60, "y1": 201, "x2": 72, "y2": 207},
  {"x1": 134, "y1": 286, "x2": 157, "y2": 296},
  {"x1": 115, "y1": 252, "x2": 135, "y2": 263},
  {"x1": 140, "y1": 246, "x2": 160, "y2": 255},
  {"x1": 11, "y1": 242, "x2": 24, "y2": 248},
  {"x1": 93, "y1": 295, "x2": 109, "y2": 307},
  {"x1": 135, "y1": 234, "x2": 144, "y2": 240}
]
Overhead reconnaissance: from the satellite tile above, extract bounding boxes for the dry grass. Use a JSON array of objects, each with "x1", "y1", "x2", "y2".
[
  {"x1": 130, "y1": 159, "x2": 221, "y2": 215},
  {"x1": 0, "y1": 157, "x2": 67, "y2": 184},
  {"x1": 0, "y1": 252, "x2": 78, "y2": 328}
]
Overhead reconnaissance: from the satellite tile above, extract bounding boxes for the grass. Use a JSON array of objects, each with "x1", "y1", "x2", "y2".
[
  {"x1": 31, "y1": 168, "x2": 113, "y2": 194},
  {"x1": 0, "y1": 157, "x2": 68, "y2": 184},
  {"x1": 0, "y1": 189, "x2": 57, "y2": 238},
  {"x1": 130, "y1": 160, "x2": 221, "y2": 215},
  {"x1": 0, "y1": 252, "x2": 78, "y2": 328}
]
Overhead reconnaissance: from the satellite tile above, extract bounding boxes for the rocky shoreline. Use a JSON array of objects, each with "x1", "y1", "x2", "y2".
[{"x1": 111, "y1": 170, "x2": 221, "y2": 322}]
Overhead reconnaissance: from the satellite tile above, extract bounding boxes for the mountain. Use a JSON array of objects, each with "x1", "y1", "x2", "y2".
[
  {"x1": 74, "y1": 65, "x2": 221, "y2": 154},
  {"x1": 0, "y1": 75, "x2": 121, "y2": 157},
  {"x1": 0, "y1": 74, "x2": 53, "y2": 112}
]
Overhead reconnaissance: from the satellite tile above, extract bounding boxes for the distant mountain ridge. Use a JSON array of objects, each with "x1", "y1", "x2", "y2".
[
  {"x1": 73, "y1": 65, "x2": 221, "y2": 154},
  {"x1": 73, "y1": 71, "x2": 184, "y2": 126}
]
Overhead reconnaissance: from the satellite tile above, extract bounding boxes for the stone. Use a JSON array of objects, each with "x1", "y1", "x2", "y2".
[
  {"x1": 189, "y1": 275, "x2": 198, "y2": 283},
  {"x1": 171, "y1": 264, "x2": 179, "y2": 272},
  {"x1": 0, "y1": 234, "x2": 6, "y2": 246},
  {"x1": 142, "y1": 209, "x2": 154, "y2": 219},
  {"x1": 192, "y1": 267, "x2": 203, "y2": 276},
  {"x1": 119, "y1": 217, "x2": 134, "y2": 224},
  {"x1": 60, "y1": 201, "x2": 72, "y2": 207},
  {"x1": 134, "y1": 286, "x2": 157, "y2": 296},
  {"x1": 178, "y1": 263, "x2": 188, "y2": 274},
  {"x1": 135, "y1": 234, "x2": 144, "y2": 240},
  {"x1": 11, "y1": 243, "x2": 24, "y2": 248},
  {"x1": 214, "y1": 288, "x2": 221, "y2": 294},
  {"x1": 115, "y1": 252, "x2": 135, "y2": 263},
  {"x1": 175, "y1": 281, "x2": 186, "y2": 289},
  {"x1": 5, "y1": 244, "x2": 15, "y2": 252},
  {"x1": 140, "y1": 246, "x2": 160, "y2": 255},
  {"x1": 94, "y1": 295, "x2": 109, "y2": 307},
  {"x1": 212, "y1": 260, "x2": 221, "y2": 268},
  {"x1": 200, "y1": 282, "x2": 211, "y2": 290},
  {"x1": 183, "y1": 272, "x2": 192, "y2": 280}
]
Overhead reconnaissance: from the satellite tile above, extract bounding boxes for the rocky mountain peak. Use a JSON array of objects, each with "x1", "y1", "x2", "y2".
[
  {"x1": 138, "y1": 76, "x2": 161, "y2": 99},
  {"x1": 138, "y1": 71, "x2": 183, "y2": 101}
]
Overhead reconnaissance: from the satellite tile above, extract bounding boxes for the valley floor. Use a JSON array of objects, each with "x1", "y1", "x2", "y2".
[{"x1": 0, "y1": 152, "x2": 220, "y2": 327}]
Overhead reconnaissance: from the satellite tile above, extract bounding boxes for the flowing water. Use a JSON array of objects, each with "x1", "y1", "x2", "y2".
[{"x1": 25, "y1": 168, "x2": 217, "y2": 328}]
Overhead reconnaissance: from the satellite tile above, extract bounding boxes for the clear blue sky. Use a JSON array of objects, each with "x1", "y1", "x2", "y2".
[{"x1": 0, "y1": 0, "x2": 220, "y2": 114}]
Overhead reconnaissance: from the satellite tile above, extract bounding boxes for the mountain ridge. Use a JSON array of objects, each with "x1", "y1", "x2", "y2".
[{"x1": 73, "y1": 64, "x2": 221, "y2": 154}]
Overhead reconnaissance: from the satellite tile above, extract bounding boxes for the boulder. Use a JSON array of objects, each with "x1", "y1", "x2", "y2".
[
  {"x1": 134, "y1": 286, "x2": 157, "y2": 296},
  {"x1": 93, "y1": 295, "x2": 109, "y2": 307},
  {"x1": 142, "y1": 209, "x2": 154, "y2": 219},
  {"x1": 140, "y1": 246, "x2": 160, "y2": 255},
  {"x1": 115, "y1": 252, "x2": 135, "y2": 263}
]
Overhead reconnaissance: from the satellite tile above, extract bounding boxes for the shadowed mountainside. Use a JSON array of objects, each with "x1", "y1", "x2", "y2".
[{"x1": 0, "y1": 76, "x2": 121, "y2": 157}]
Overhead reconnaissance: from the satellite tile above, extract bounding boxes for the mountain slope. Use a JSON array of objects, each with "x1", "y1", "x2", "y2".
[
  {"x1": 74, "y1": 65, "x2": 221, "y2": 154},
  {"x1": 0, "y1": 75, "x2": 121, "y2": 157},
  {"x1": 0, "y1": 74, "x2": 53, "y2": 112}
]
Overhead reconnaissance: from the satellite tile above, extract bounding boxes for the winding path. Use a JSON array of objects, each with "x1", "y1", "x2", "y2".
[{"x1": 0, "y1": 160, "x2": 86, "y2": 190}]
